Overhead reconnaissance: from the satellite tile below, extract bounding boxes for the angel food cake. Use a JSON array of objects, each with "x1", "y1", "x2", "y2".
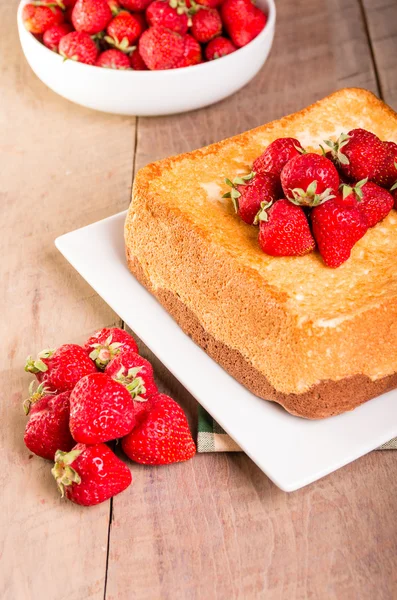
[{"x1": 125, "y1": 88, "x2": 397, "y2": 418}]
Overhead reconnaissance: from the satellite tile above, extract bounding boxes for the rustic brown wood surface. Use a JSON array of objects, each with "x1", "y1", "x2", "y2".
[{"x1": 2, "y1": 0, "x2": 397, "y2": 599}]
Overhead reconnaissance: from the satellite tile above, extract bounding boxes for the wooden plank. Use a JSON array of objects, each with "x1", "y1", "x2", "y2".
[
  {"x1": 0, "y1": 4, "x2": 136, "y2": 598},
  {"x1": 361, "y1": 0, "x2": 397, "y2": 108},
  {"x1": 107, "y1": 1, "x2": 397, "y2": 599}
]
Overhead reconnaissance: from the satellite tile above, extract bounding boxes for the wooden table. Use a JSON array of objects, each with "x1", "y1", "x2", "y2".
[{"x1": 2, "y1": 1, "x2": 397, "y2": 598}]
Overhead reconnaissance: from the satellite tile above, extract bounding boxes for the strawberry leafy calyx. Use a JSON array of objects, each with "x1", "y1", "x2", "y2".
[
  {"x1": 341, "y1": 178, "x2": 368, "y2": 202},
  {"x1": 170, "y1": 0, "x2": 190, "y2": 15},
  {"x1": 104, "y1": 36, "x2": 136, "y2": 54},
  {"x1": 222, "y1": 171, "x2": 256, "y2": 212},
  {"x1": 115, "y1": 367, "x2": 147, "y2": 401},
  {"x1": 52, "y1": 449, "x2": 82, "y2": 498},
  {"x1": 254, "y1": 200, "x2": 274, "y2": 224},
  {"x1": 23, "y1": 381, "x2": 53, "y2": 415},
  {"x1": 24, "y1": 348, "x2": 55, "y2": 375},
  {"x1": 289, "y1": 181, "x2": 335, "y2": 207},
  {"x1": 89, "y1": 335, "x2": 123, "y2": 369},
  {"x1": 323, "y1": 133, "x2": 351, "y2": 166}
]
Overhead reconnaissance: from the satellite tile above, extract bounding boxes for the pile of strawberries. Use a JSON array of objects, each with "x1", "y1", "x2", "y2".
[
  {"x1": 23, "y1": 327, "x2": 196, "y2": 506},
  {"x1": 22, "y1": 0, "x2": 267, "y2": 70},
  {"x1": 224, "y1": 130, "x2": 397, "y2": 267}
]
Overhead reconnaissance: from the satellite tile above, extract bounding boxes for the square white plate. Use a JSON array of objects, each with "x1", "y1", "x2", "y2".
[{"x1": 56, "y1": 211, "x2": 397, "y2": 492}]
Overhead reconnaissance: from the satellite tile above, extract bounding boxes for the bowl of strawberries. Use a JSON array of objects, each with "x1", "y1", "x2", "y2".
[{"x1": 17, "y1": 0, "x2": 275, "y2": 116}]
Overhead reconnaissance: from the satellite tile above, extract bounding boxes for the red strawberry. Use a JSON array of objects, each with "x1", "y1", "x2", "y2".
[
  {"x1": 72, "y1": 0, "x2": 112, "y2": 34},
  {"x1": 223, "y1": 171, "x2": 280, "y2": 225},
  {"x1": 43, "y1": 23, "x2": 73, "y2": 51},
  {"x1": 373, "y1": 141, "x2": 397, "y2": 188},
  {"x1": 25, "y1": 343, "x2": 97, "y2": 393},
  {"x1": 105, "y1": 11, "x2": 144, "y2": 50},
  {"x1": 96, "y1": 48, "x2": 131, "y2": 68},
  {"x1": 52, "y1": 443, "x2": 132, "y2": 506},
  {"x1": 146, "y1": 1, "x2": 188, "y2": 35},
  {"x1": 23, "y1": 383, "x2": 74, "y2": 461},
  {"x1": 253, "y1": 137, "x2": 305, "y2": 177},
  {"x1": 280, "y1": 153, "x2": 339, "y2": 207},
  {"x1": 70, "y1": 373, "x2": 136, "y2": 443},
  {"x1": 59, "y1": 31, "x2": 99, "y2": 64},
  {"x1": 106, "y1": 349, "x2": 158, "y2": 398},
  {"x1": 342, "y1": 180, "x2": 394, "y2": 228},
  {"x1": 257, "y1": 199, "x2": 315, "y2": 257},
  {"x1": 221, "y1": 0, "x2": 266, "y2": 48},
  {"x1": 106, "y1": 349, "x2": 158, "y2": 422},
  {"x1": 205, "y1": 36, "x2": 236, "y2": 60},
  {"x1": 119, "y1": 0, "x2": 152, "y2": 10},
  {"x1": 121, "y1": 393, "x2": 196, "y2": 465},
  {"x1": 139, "y1": 26, "x2": 185, "y2": 70},
  {"x1": 176, "y1": 34, "x2": 202, "y2": 67},
  {"x1": 191, "y1": 7, "x2": 222, "y2": 43},
  {"x1": 23, "y1": 4, "x2": 64, "y2": 34},
  {"x1": 84, "y1": 327, "x2": 139, "y2": 369},
  {"x1": 312, "y1": 195, "x2": 368, "y2": 268},
  {"x1": 130, "y1": 47, "x2": 148, "y2": 69},
  {"x1": 323, "y1": 129, "x2": 388, "y2": 182}
]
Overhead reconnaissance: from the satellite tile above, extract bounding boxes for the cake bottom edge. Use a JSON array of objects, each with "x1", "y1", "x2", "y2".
[{"x1": 127, "y1": 251, "x2": 397, "y2": 419}]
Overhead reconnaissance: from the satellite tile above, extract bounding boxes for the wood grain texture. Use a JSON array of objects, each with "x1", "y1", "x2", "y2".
[
  {"x1": 106, "y1": 1, "x2": 397, "y2": 599},
  {"x1": 362, "y1": 0, "x2": 397, "y2": 108},
  {"x1": 1, "y1": 3, "x2": 135, "y2": 599}
]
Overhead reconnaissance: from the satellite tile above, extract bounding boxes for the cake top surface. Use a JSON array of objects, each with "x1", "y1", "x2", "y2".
[{"x1": 140, "y1": 89, "x2": 397, "y2": 323}]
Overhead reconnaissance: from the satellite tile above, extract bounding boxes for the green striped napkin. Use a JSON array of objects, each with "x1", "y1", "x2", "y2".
[{"x1": 197, "y1": 405, "x2": 397, "y2": 452}]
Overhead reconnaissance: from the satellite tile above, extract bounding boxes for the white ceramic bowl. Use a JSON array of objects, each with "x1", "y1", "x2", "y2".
[{"x1": 17, "y1": 0, "x2": 275, "y2": 116}]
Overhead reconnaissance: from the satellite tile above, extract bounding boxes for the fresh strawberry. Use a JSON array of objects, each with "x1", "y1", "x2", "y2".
[
  {"x1": 373, "y1": 141, "x2": 397, "y2": 188},
  {"x1": 280, "y1": 153, "x2": 339, "y2": 206},
  {"x1": 130, "y1": 47, "x2": 148, "y2": 69},
  {"x1": 23, "y1": 4, "x2": 64, "y2": 34},
  {"x1": 191, "y1": 7, "x2": 222, "y2": 43},
  {"x1": 107, "y1": 0, "x2": 121, "y2": 14},
  {"x1": 342, "y1": 180, "x2": 394, "y2": 228},
  {"x1": 106, "y1": 349, "x2": 158, "y2": 399},
  {"x1": 323, "y1": 129, "x2": 388, "y2": 182},
  {"x1": 205, "y1": 36, "x2": 236, "y2": 60},
  {"x1": 96, "y1": 48, "x2": 131, "y2": 68},
  {"x1": 72, "y1": 0, "x2": 112, "y2": 34},
  {"x1": 23, "y1": 383, "x2": 74, "y2": 461},
  {"x1": 176, "y1": 34, "x2": 202, "y2": 67},
  {"x1": 253, "y1": 137, "x2": 305, "y2": 177},
  {"x1": 52, "y1": 443, "x2": 132, "y2": 506},
  {"x1": 59, "y1": 31, "x2": 99, "y2": 63},
  {"x1": 84, "y1": 327, "x2": 139, "y2": 369},
  {"x1": 139, "y1": 26, "x2": 185, "y2": 70},
  {"x1": 223, "y1": 171, "x2": 280, "y2": 225},
  {"x1": 312, "y1": 195, "x2": 368, "y2": 268},
  {"x1": 69, "y1": 373, "x2": 136, "y2": 443},
  {"x1": 121, "y1": 393, "x2": 196, "y2": 465},
  {"x1": 105, "y1": 10, "x2": 144, "y2": 51},
  {"x1": 257, "y1": 199, "x2": 315, "y2": 257},
  {"x1": 25, "y1": 343, "x2": 97, "y2": 393},
  {"x1": 119, "y1": 0, "x2": 151, "y2": 10},
  {"x1": 146, "y1": 0, "x2": 188, "y2": 35},
  {"x1": 106, "y1": 349, "x2": 158, "y2": 422},
  {"x1": 43, "y1": 22, "x2": 73, "y2": 51},
  {"x1": 221, "y1": 0, "x2": 266, "y2": 48}
]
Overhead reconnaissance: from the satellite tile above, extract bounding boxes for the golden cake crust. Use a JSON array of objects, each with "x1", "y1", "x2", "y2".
[{"x1": 125, "y1": 88, "x2": 397, "y2": 418}]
